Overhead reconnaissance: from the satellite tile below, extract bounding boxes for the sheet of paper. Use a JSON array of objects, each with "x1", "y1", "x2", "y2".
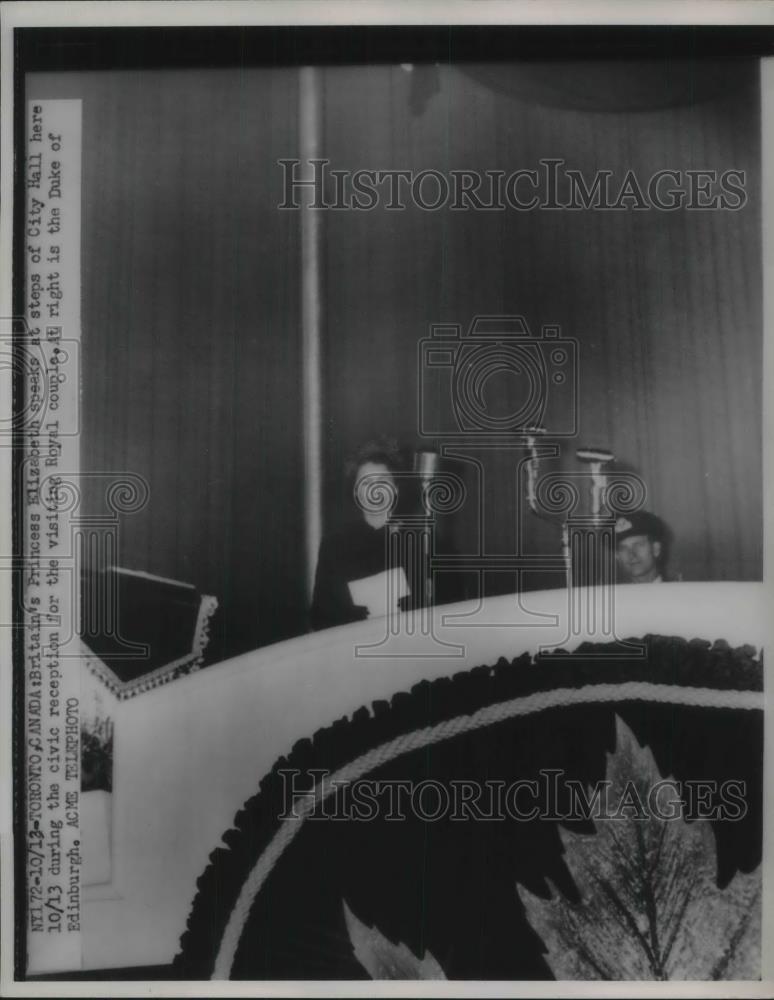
[{"x1": 348, "y1": 567, "x2": 410, "y2": 619}]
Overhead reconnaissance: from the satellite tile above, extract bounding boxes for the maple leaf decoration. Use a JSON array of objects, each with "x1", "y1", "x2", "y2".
[
  {"x1": 518, "y1": 715, "x2": 761, "y2": 980},
  {"x1": 343, "y1": 900, "x2": 447, "y2": 979}
]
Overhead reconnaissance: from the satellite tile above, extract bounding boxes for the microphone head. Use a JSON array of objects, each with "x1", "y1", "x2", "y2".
[
  {"x1": 414, "y1": 450, "x2": 440, "y2": 478},
  {"x1": 576, "y1": 447, "x2": 614, "y2": 464}
]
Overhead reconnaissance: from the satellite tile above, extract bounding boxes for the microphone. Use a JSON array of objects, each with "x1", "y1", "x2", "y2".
[
  {"x1": 413, "y1": 450, "x2": 440, "y2": 480},
  {"x1": 576, "y1": 447, "x2": 614, "y2": 464},
  {"x1": 525, "y1": 427, "x2": 547, "y2": 514},
  {"x1": 411, "y1": 450, "x2": 441, "y2": 606},
  {"x1": 576, "y1": 446, "x2": 614, "y2": 519}
]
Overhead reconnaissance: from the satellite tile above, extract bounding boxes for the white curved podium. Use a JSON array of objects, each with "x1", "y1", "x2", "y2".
[{"x1": 79, "y1": 582, "x2": 769, "y2": 971}]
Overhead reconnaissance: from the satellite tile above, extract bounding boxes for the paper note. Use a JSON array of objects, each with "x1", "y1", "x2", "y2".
[{"x1": 348, "y1": 567, "x2": 410, "y2": 619}]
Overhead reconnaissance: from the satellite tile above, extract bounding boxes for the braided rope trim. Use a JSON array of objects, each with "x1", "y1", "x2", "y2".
[
  {"x1": 80, "y1": 593, "x2": 219, "y2": 700},
  {"x1": 212, "y1": 679, "x2": 763, "y2": 979}
]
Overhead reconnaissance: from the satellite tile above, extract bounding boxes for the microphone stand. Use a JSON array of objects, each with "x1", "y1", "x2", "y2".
[
  {"x1": 525, "y1": 431, "x2": 616, "y2": 583},
  {"x1": 524, "y1": 427, "x2": 571, "y2": 574},
  {"x1": 414, "y1": 450, "x2": 440, "y2": 607}
]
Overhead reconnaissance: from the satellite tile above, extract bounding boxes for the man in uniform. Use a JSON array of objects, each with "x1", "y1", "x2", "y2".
[{"x1": 614, "y1": 510, "x2": 672, "y2": 584}]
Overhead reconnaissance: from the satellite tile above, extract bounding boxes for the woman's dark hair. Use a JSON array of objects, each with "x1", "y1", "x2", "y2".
[{"x1": 343, "y1": 436, "x2": 407, "y2": 481}]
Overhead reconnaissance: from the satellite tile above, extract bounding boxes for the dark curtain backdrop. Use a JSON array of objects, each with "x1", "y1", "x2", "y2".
[
  {"x1": 30, "y1": 61, "x2": 762, "y2": 659},
  {"x1": 321, "y1": 62, "x2": 761, "y2": 593},
  {"x1": 30, "y1": 69, "x2": 305, "y2": 659}
]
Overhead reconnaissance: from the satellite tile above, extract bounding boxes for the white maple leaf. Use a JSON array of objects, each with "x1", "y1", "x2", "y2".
[
  {"x1": 343, "y1": 899, "x2": 447, "y2": 979},
  {"x1": 518, "y1": 715, "x2": 761, "y2": 980}
]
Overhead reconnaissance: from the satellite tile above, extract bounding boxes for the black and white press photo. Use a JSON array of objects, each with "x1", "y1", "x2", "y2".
[{"x1": 1, "y1": 2, "x2": 772, "y2": 996}]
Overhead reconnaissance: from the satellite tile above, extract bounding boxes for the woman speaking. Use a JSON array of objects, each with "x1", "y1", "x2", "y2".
[{"x1": 309, "y1": 438, "x2": 412, "y2": 631}]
